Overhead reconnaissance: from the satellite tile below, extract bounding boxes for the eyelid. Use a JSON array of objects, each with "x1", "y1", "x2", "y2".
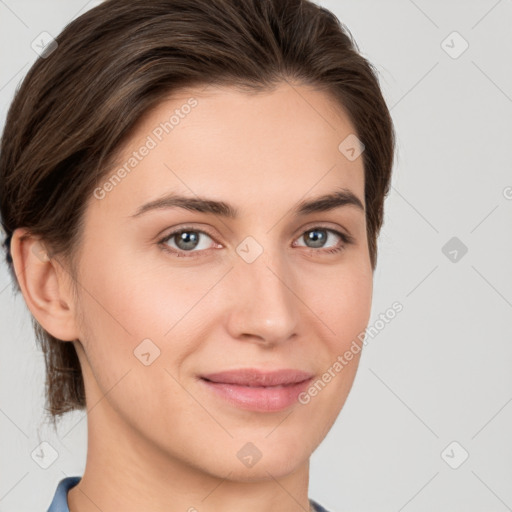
[
  {"x1": 159, "y1": 224, "x2": 220, "y2": 246},
  {"x1": 159, "y1": 223, "x2": 218, "y2": 240},
  {"x1": 295, "y1": 221, "x2": 352, "y2": 239}
]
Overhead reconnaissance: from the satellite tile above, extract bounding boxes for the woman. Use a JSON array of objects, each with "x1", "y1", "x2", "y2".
[{"x1": 0, "y1": 0, "x2": 395, "y2": 510}]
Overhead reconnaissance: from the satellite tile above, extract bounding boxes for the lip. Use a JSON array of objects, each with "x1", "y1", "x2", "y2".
[{"x1": 199, "y1": 368, "x2": 314, "y2": 412}]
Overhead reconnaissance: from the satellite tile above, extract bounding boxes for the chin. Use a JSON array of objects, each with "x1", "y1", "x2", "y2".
[{"x1": 212, "y1": 437, "x2": 309, "y2": 482}]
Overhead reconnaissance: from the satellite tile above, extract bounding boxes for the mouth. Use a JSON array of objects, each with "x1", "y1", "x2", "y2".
[
  {"x1": 199, "y1": 368, "x2": 314, "y2": 412},
  {"x1": 200, "y1": 368, "x2": 314, "y2": 386}
]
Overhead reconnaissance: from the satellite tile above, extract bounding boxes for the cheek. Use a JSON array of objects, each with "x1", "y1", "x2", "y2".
[
  {"x1": 297, "y1": 265, "x2": 371, "y2": 431},
  {"x1": 302, "y1": 258, "x2": 373, "y2": 345},
  {"x1": 299, "y1": 268, "x2": 370, "y2": 415},
  {"x1": 79, "y1": 247, "x2": 184, "y2": 332},
  {"x1": 72, "y1": 258, "x2": 196, "y2": 424},
  {"x1": 74, "y1": 249, "x2": 213, "y2": 374},
  {"x1": 336, "y1": 270, "x2": 372, "y2": 337}
]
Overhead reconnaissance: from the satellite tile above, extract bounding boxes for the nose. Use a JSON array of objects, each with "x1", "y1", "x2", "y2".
[{"x1": 225, "y1": 246, "x2": 300, "y2": 347}]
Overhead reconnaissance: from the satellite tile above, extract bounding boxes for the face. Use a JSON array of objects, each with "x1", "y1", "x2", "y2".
[{"x1": 69, "y1": 82, "x2": 372, "y2": 481}]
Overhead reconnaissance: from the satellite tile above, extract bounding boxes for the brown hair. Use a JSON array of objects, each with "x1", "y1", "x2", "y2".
[{"x1": 0, "y1": 0, "x2": 396, "y2": 426}]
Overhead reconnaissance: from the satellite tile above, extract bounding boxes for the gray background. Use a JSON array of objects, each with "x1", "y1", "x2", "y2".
[{"x1": 1, "y1": 1, "x2": 511, "y2": 511}]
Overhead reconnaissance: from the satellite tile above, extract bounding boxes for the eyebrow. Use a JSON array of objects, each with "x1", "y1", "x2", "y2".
[{"x1": 130, "y1": 187, "x2": 365, "y2": 219}]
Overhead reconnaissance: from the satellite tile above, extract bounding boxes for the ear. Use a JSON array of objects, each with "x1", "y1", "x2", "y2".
[{"x1": 10, "y1": 228, "x2": 81, "y2": 342}]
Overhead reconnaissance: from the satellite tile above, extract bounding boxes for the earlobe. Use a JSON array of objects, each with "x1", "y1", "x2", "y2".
[{"x1": 10, "y1": 228, "x2": 80, "y2": 342}]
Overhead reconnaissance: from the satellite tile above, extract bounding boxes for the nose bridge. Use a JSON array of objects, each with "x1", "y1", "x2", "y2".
[{"x1": 228, "y1": 238, "x2": 299, "y2": 342}]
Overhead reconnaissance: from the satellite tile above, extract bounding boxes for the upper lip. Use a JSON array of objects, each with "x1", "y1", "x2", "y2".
[{"x1": 200, "y1": 368, "x2": 314, "y2": 387}]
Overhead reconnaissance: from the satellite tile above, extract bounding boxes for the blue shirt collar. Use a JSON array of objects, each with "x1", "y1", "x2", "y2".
[
  {"x1": 47, "y1": 476, "x2": 81, "y2": 512},
  {"x1": 46, "y1": 476, "x2": 329, "y2": 512}
]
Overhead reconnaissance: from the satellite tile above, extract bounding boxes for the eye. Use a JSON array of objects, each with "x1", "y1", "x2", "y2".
[
  {"x1": 158, "y1": 226, "x2": 219, "y2": 258},
  {"x1": 293, "y1": 226, "x2": 354, "y2": 255},
  {"x1": 158, "y1": 225, "x2": 354, "y2": 258}
]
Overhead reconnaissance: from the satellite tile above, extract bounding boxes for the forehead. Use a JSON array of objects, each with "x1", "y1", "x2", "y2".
[{"x1": 89, "y1": 82, "x2": 365, "y2": 223}]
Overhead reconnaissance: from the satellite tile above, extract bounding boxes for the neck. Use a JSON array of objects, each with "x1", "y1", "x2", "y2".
[{"x1": 67, "y1": 394, "x2": 312, "y2": 512}]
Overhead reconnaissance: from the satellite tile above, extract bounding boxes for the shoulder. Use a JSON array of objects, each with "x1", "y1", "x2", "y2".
[
  {"x1": 309, "y1": 497, "x2": 334, "y2": 512},
  {"x1": 47, "y1": 476, "x2": 81, "y2": 512}
]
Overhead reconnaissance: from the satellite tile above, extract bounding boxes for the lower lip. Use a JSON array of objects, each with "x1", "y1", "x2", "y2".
[{"x1": 200, "y1": 377, "x2": 313, "y2": 412}]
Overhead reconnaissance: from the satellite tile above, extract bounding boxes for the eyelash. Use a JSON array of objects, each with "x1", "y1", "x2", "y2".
[{"x1": 157, "y1": 225, "x2": 355, "y2": 259}]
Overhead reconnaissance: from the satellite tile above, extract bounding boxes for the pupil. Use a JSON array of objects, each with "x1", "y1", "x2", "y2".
[
  {"x1": 177, "y1": 231, "x2": 199, "y2": 250},
  {"x1": 307, "y1": 229, "x2": 326, "y2": 248}
]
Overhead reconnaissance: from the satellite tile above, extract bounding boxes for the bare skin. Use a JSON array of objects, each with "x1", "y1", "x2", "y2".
[{"x1": 12, "y1": 81, "x2": 372, "y2": 512}]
